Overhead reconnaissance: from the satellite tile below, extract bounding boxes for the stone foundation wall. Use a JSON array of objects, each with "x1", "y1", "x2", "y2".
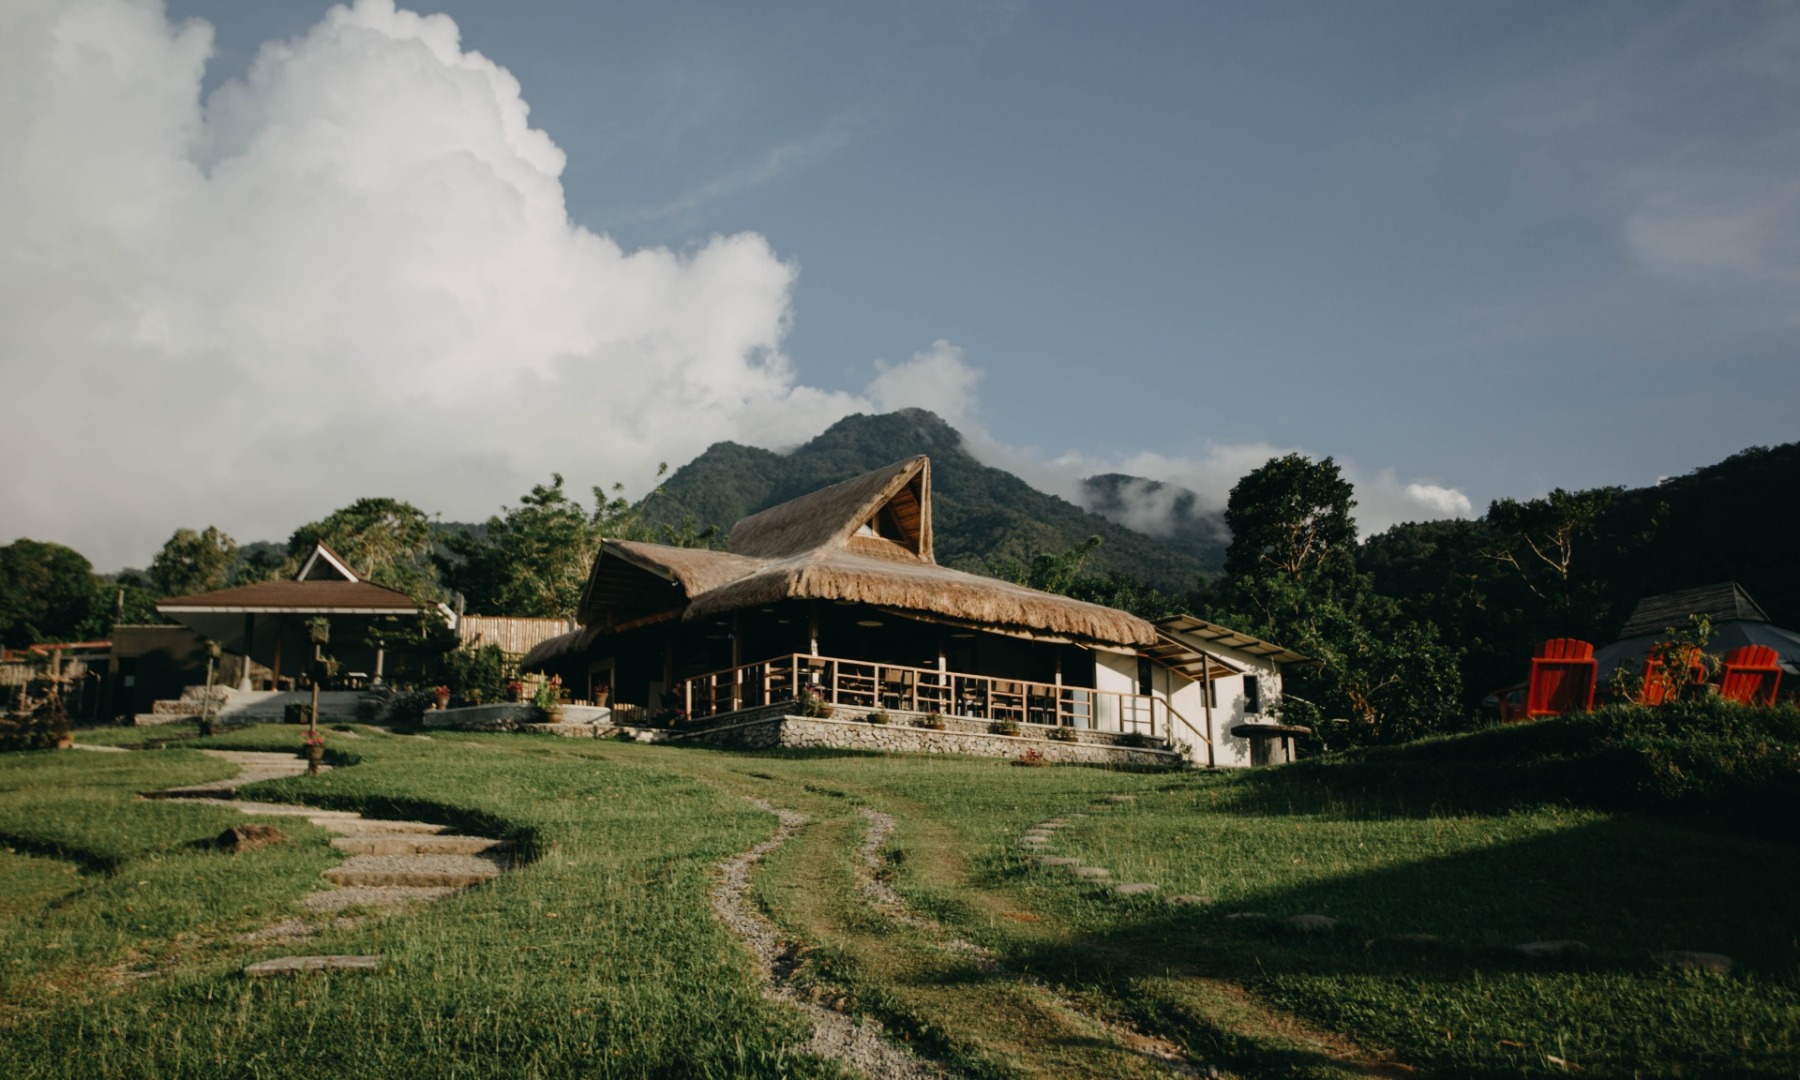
[{"x1": 673, "y1": 712, "x2": 1184, "y2": 768}]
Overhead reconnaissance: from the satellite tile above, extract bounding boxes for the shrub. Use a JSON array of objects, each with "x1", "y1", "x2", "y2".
[
  {"x1": 1012, "y1": 748, "x2": 1048, "y2": 767},
  {"x1": 1047, "y1": 726, "x2": 1078, "y2": 742},
  {"x1": 283, "y1": 702, "x2": 313, "y2": 726},
  {"x1": 795, "y1": 690, "x2": 834, "y2": 719},
  {"x1": 914, "y1": 713, "x2": 946, "y2": 730},
  {"x1": 866, "y1": 710, "x2": 891, "y2": 725},
  {"x1": 386, "y1": 690, "x2": 436, "y2": 725},
  {"x1": 989, "y1": 718, "x2": 1021, "y2": 737}
]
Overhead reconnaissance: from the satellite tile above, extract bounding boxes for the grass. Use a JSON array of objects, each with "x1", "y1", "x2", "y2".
[{"x1": 0, "y1": 704, "x2": 1790, "y2": 1077}]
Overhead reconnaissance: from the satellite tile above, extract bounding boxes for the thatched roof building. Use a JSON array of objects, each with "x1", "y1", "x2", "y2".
[{"x1": 526, "y1": 455, "x2": 1153, "y2": 671}]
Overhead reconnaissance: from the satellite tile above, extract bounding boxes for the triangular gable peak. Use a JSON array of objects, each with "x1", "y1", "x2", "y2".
[
  {"x1": 295, "y1": 542, "x2": 361, "y2": 582},
  {"x1": 727, "y1": 456, "x2": 933, "y2": 563}
]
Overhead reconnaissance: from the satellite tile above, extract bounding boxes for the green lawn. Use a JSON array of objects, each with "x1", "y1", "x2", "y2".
[{"x1": 0, "y1": 711, "x2": 1791, "y2": 1078}]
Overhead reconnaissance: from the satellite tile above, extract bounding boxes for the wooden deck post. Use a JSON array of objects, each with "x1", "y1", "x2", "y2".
[{"x1": 1201, "y1": 652, "x2": 1216, "y2": 769}]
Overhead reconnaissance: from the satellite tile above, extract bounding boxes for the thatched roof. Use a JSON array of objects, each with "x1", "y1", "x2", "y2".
[
  {"x1": 729, "y1": 455, "x2": 931, "y2": 561},
  {"x1": 683, "y1": 550, "x2": 1154, "y2": 646},
  {"x1": 572, "y1": 455, "x2": 1155, "y2": 649}
]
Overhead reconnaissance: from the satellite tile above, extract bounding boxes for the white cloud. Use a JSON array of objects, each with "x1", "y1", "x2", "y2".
[
  {"x1": 865, "y1": 340, "x2": 983, "y2": 434},
  {"x1": 0, "y1": 0, "x2": 866, "y2": 568}
]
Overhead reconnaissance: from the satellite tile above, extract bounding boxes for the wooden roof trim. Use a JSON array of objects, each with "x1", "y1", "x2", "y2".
[{"x1": 296, "y1": 542, "x2": 360, "y2": 582}]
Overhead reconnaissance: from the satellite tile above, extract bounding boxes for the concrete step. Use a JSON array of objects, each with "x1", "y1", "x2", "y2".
[
  {"x1": 323, "y1": 853, "x2": 507, "y2": 888},
  {"x1": 328, "y1": 835, "x2": 509, "y2": 856},
  {"x1": 151, "y1": 699, "x2": 192, "y2": 715}
]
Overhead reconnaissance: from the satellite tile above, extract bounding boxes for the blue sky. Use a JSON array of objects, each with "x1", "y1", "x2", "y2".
[{"x1": 5, "y1": 0, "x2": 1796, "y2": 566}]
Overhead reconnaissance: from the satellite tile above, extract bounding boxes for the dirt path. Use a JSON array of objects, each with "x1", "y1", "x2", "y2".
[
  {"x1": 855, "y1": 808, "x2": 1210, "y2": 1078},
  {"x1": 710, "y1": 798, "x2": 946, "y2": 1080}
]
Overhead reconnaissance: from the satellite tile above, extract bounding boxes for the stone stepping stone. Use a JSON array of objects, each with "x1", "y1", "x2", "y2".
[
  {"x1": 1034, "y1": 856, "x2": 1079, "y2": 867},
  {"x1": 1069, "y1": 866, "x2": 1111, "y2": 880},
  {"x1": 1224, "y1": 912, "x2": 1267, "y2": 920},
  {"x1": 244, "y1": 955, "x2": 380, "y2": 978},
  {"x1": 1652, "y1": 950, "x2": 1733, "y2": 974},
  {"x1": 1513, "y1": 940, "x2": 1585, "y2": 958},
  {"x1": 1166, "y1": 894, "x2": 1213, "y2": 906},
  {"x1": 1113, "y1": 883, "x2": 1158, "y2": 896},
  {"x1": 300, "y1": 885, "x2": 460, "y2": 913},
  {"x1": 312, "y1": 818, "x2": 449, "y2": 836},
  {"x1": 1018, "y1": 837, "x2": 1052, "y2": 848},
  {"x1": 71, "y1": 743, "x2": 131, "y2": 753},
  {"x1": 323, "y1": 852, "x2": 505, "y2": 888},
  {"x1": 226, "y1": 801, "x2": 361, "y2": 819},
  {"x1": 1285, "y1": 914, "x2": 1338, "y2": 931},
  {"x1": 1385, "y1": 933, "x2": 1443, "y2": 946},
  {"x1": 1038, "y1": 819, "x2": 1068, "y2": 828},
  {"x1": 328, "y1": 835, "x2": 509, "y2": 856}
]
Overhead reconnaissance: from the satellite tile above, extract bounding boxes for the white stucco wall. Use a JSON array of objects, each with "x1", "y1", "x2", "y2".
[{"x1": 1155, "y1": 650, "x2": 1287, "y2": 768}]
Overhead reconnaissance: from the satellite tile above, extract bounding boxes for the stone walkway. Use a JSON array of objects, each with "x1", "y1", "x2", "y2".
[{"x1": 147, "y1": 749, "x2": 513, "y2": 967}]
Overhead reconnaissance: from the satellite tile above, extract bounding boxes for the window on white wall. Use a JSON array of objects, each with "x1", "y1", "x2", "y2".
[{"x1": 1244, "y1": 675, "x2": 1262, "y2": 714}]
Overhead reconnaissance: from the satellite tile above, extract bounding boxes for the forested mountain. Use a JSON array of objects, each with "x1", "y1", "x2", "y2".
[{"x1": 639, "y1": 409, "x2": 1223, "y2": 592}]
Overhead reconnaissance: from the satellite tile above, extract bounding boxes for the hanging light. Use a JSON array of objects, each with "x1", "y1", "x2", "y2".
[{"x1": 856, "y1": 619, "x2": 884, "y2": 628}]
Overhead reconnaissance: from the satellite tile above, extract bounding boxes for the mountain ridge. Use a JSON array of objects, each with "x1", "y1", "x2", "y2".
[{"x1": 638, "y1": 409, "x2": 1225, "y2": 592}]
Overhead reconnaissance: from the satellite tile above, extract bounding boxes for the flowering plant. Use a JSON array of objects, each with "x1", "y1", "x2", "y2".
[
  {"x1": 432, "y1": 684, "x2": 451, "y2": 698},
  {"x1": 300, "y1": 729, "x2": 325, "y2": 749},
  {"x1": 534, "y1": 674, "x2": 563, "y2": 712},
  {"x1": 506, "y1": 680, "x2": 524, "y2": 696}
]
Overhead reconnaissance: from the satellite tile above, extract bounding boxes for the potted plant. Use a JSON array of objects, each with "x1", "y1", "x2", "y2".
[
  {"x1": 534, "y1": 674, "x2": 564, "y2": 721},
  {"x1": 301, "y1": 729, "x2": 325, "y2": 776},
  {"x1": 507, "y1": 679, "x2": 525, "y2": 703},
  {"x1": 432, "y1": 684, "x2": 451, "y2": 710},
  {"x1": 592, "y1": 682, "x2": 611, "y2": 708}
]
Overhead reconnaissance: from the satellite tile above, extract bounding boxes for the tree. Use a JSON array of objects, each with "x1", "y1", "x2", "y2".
[
  {"x1": 1482, "y1": 487, "x2": 1621, "y2": 613},
  {"x1": 1223, "y1": 454, "x2": 1357, "y2": 586},
  {"x1": 288, "y1": 498, "x2": 439, "y2": 600},
  {"x1": 148, "y1": 526, "x2": 238, "y2": 598},
  {"x1": 0, "y1": 540, "x2": 98, "y2": 648}
]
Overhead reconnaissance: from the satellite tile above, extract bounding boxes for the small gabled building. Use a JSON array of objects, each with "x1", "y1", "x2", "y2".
[
  {"x1": 156, "y1": 542, "x2": 453, "y2": 691},
  {"x1": 524, "y1": 456, "x2": 1307, "y2": 766},
  {"x1": 1594, "y1": 582, "x2": 1800, "y2": 685}
]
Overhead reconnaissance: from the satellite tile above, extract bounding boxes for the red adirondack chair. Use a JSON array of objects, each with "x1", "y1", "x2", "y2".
[
  {"x1": 1718, "y1": 644, "x2": 1782, "y2": 706},
  {"x1": 1637, "y1": 645, "x2": 1706, "y2": 705},
  {"x1": 1525, "y1": 638, "x2": 1597, "y2": 719}
]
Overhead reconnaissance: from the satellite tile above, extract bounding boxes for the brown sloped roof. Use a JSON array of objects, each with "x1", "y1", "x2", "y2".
[
  {"x1": 728, "y1": 455, "x2": 930, "y2": 560},
  {"x1": 157, "y1": 579, "x2": 424, "y2": 613},
  {"x1": 1617, "y1": 582, "x2": 1769, "y2": 640}
]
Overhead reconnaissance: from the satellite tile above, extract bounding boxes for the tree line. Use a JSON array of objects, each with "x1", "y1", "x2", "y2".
[
  {"x1": 0, "y1": 469, "x2": 715, "y2": 649},
  {"x1": 998, "y1": 441, "x2": 1799, "y2": 749}
]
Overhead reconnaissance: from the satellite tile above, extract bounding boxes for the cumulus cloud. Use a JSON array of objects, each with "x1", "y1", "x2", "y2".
[
  {"x1": 0, "y1": 0, "x2": 866, "y2": 568},
  {"x1": 865, "y1": 340, "x2": 984, "y2": 434}
]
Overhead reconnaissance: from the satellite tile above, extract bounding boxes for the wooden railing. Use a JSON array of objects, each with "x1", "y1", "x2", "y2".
[{"x1": 675, "y1": 653, "x2": 1206, "y2": 747}]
